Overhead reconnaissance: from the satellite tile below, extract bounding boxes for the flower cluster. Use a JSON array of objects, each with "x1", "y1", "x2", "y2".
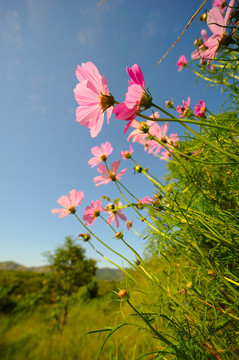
[{"x1": 191, "y1": 0, "x2": 236, "y2": 64}]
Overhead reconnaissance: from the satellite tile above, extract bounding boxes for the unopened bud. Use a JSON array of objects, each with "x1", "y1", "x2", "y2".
[
  {"x1": 118, "y1": 289, "x2": 128, "y2": 299},
  {"x1": 78, "y1": 233, "x2": 91, "y2": 242},
  {"x1": 134, "y1": 165, "x2": 143, "y2": 173},
  {"x1": 199, "y1": 13, "x2": 207, "y2": 22},
  {"x1": 126, "y1": 220, "x2": 132, "y2": 229},
  {"x1": 194, "y1": 38, "x2": 202, "y2": 48},
  {"x1": 115, "y1": 231, "x2": 123, "y2": 239},
  {"x1": 165, "y1": 100, "x2": 173, "y2": 109}
]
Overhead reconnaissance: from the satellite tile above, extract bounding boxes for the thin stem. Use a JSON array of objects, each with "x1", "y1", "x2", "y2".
[
  {"x1": 74, "y1": 213, "x2": 142, "y2": 286},
  {"x1": 87, "y1": 240, "x2": 143, "y2": 288},
  {"x1": 139, "y1": 106, "x2": 239, "y2": 134},
  {"x1": 126, "y1": 300, "x2": 188, "y2": 359}
]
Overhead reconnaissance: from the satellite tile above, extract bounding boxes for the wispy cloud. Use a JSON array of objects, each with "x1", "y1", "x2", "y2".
[
  {"x1": 141, "y1": 10, "x2": 161, "y2": 43},
  {"x1": 0, "y1": 10, "x2": 23, "y2": 51},
  {"x1": 75, "y1": 0, "x2": 111, "y2": 47}
]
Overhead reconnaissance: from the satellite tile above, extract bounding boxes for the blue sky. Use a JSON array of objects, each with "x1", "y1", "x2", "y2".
[{"x1": 0, "y1": 0, "x2": 225, "y2": 268}]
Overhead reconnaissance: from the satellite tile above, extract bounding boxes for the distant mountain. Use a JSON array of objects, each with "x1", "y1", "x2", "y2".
[
  {"x1": 0, "y1": 262, "x2": 123, "y2": 281},
  {"x1": 0, "y1": 261, "x2": 50, "y2": 273},
  {"x1": 96, "y1": 268, "x2": 123, "y2": 281}
]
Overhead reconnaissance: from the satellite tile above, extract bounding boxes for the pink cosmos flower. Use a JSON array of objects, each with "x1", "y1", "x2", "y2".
[
  {"x1": 104, "y1": 201, "x2": 127, "y2": 228},
  {"x1": 177, "y1": 55, "x2": 188, "y2": 71},
  {"x1": 83, "y1": 200, "x2": 102, "y2": 226},
  {"x1": 158, "y1": 132, "x2": 179, "y2": 160},
  {"x1": 114, "y1": 65, "x2": 152, "y2": 133},
  {"x1": 194, "y1": 0, "x2": 236, "y2": 63},
  {"x1": 127, "y1": 120, "x2": 152, "y2": 144},
  {"x1": 120, "y1": 145, "x2": 134, "y2": 160},
  {"x1": 73, "y1": 62, "x2": 114, "y2": 138},
  {"x1": 176, "y1": 97, "x2": 191, "y2": 118},
  {"x1": 160, "y1": 149, "x2": 172, "y2": 160},
  {"x1": 88, "y1": 142, "x2": 113, "y2": 167},
  {"x1": 138, "y1": 196, "x2": 153, "y2": 205},
  {"x1": 126, "y1": 64, "x2": 145, "y2": 87},
  {"x1": 136, "y1": 196, "x2": 153, "y2": 209},
  {"x1": 147, "y1": 122, "x2": 169, "y2": 155},
  {"x1": 51, "y1": 189, "x2": 84, "y2": 218},
  {"x1": 93, "y1": 160, "x2": 127, "y2": 187},
  {"x1": 194, "y1": 100, "x2": 206, "y2": 117}
]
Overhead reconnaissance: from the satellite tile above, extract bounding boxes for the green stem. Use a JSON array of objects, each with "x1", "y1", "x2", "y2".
[
  {"x1": 87, "y1": 240, "x2": 142, "y2": 288},
  {"x1": 139, "y1": 106, "x2": 239, "y2": 135},
  {"x1": 187, "y1": 64, "x2": 231, "y2": 87},
  {"x1": 74, "y1": 213, "x2": 142, "y2": 288},
  {"x1": 126, "y1": 300, "x2": 188, "y2": 359}
]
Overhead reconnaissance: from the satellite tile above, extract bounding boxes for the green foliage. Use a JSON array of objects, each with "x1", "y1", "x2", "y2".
[{"x1": 44, "y1": 236, "x2": 97, "y2": 296}]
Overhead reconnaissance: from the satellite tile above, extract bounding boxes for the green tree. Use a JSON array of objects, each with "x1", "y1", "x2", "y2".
[
  {"x1": 45, "y1": 236, "x2": 97, "y2": 296},
  {"x1": 45, "y1": 236, "x2": 97, "y2": 329}
]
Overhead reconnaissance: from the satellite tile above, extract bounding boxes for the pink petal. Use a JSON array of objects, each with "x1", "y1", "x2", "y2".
[
  {"x1": 114, "y1": 102, "x2": 138, "y2": 121},
  {"x1": 116, "y1": 168, "x2": 127, "y2": 179},
  {"x1": 90, "y1": 113, "x2": 104, "y2": 137},
  {"x1": 106, "y1": 106, "x2": 113, "y2": 124},
  {"x1": 97, "y1": 164, "x2": 109, "y2": 176},
  {"x1": 125, "y1": 84, "x2": 144, "y2": 106},
  {"x1": 207, "y1": 7, "x2": 225, "y2": 35},
  {"x1": 76, "y1": 62, "x2": 104, "y2": 93},
  {"x1": 110, "y1": 160, "x2": 120, "y2": 174},
  {"x1": 118, "y1": 212, "x2": 127, "y2": 222},
  {"x1": 224, "y1": 0, "x2": 236, "y2": 25},
  {"x1": 58, "y1": 210, "x2": 71, "y2": 218},
  {"x1": 73, "y1": 82, "x2": 100, "y2": 105},
  {"x1": 75, "y1": 105, "x2": 101, "y2": 128},
  {"x1": 126, "y1": 64, "x2": 145, "y2": 88},
  {"x1": 114, "y1": 215, "x2": 119, "y2": 228},
  {"x1": 91, "y1": 146, "x2": 102, "y2": 157},
  {"x1": 107, "y1": 214, "x2": 114, "y2": 225},
  {"x1": 51, "y1": 208, "x2": 64, "y2": 214},
  {"x1": 74, "y1": 191, "x2": 84, "y2": 206},
  {"x1": 123, "y1": 120, "x2": 134, "y2": 133},
  {"x1": 57, "y1": 195, "x2": 71, "y2": 208}
]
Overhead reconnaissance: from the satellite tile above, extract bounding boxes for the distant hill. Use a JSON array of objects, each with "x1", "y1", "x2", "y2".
[
  {"x1": 0, "y1": 261, "x2": 50, "y2": 273},
  {"x1": 96, "y1": 268, "x2": 123, "y2": 281},
  {"x1": 0, "y1": 262, "x2": 123, "y2": 281}
]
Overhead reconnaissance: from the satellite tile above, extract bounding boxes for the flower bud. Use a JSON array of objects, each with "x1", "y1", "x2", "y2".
[
  {"x1": 134, "y1": 165, "x2": 143, "y2": 173},
  {"x1": 115, "y1": 231, "x2": 123, "y2": 239},
  {"x1": 78, "y1": 233, "x2": 91, "y2": 242},
  {"x1": 126, "y1": 220, "x2": 132, "y2": 230},
  {"x1": 199, "y1": 13, "x2": 207, "y2": 22},
  {"x1": 194, "y1": 38, "x2": 202, "y2": 48},
  {"x1": 165, "y1": 100, "x2": 173, "y2": 109},
  {"x1": 118, "y1": 289, "x2": 128, "y2": 299}
]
